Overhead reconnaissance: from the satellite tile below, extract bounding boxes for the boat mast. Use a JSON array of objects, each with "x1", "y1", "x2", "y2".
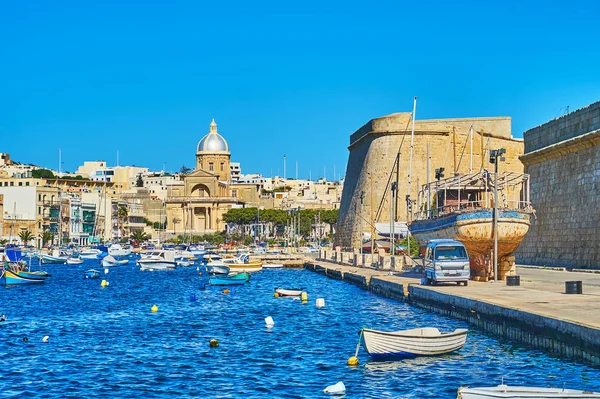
[
  {"x1": 406, "y1": 96, "x2": 417, "y2": 254},
  {"x1": 469, "y1": 125, "x2": 473, "y2": 174},
  {"x1": 426, "y1": 143, "x2": 431, "y2": 218}
]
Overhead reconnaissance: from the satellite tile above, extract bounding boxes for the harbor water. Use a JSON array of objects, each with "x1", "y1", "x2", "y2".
[{"x1": 1, "y1": 259, "x2": 599, "y2": 398}]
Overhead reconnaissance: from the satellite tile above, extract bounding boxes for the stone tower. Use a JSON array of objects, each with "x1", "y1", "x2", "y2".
[{"x1": 196, "y1": 119, "x2": 231, "y2": 182}]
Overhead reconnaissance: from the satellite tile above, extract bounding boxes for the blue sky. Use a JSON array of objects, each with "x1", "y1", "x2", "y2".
[{"x1": 2, "y1": 0, "x2": 599, "y2": 179}]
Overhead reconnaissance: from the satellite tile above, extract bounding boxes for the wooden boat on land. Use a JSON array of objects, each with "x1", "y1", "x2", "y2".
[
  {"x1": 361, "y1": 327, "x2": 468, "y2": 358},
  {"x1": 209, "y1": 276, "x2": 247, "y2": 286},
  {"x1": 409, "y1": 171, "x2": 534, "y2": 279},
  {"x1": 275, "y1": 288, "x2": 303, "y2": 297},
  {"x1": 457, "y1": 385, "x2": 600, "y2": 398}
]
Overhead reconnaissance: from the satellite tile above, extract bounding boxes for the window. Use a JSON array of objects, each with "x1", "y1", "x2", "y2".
[
  {"x1": 209, "y1": 162, "x2": 214, "y2": 172},
  {"x1": 232, "y1": 190, "x2": 237, "y2": 197},
  {"x1": 38, "y1": 207, "x2": 41, "y2": 214},
  {"x1": 39, "y1": 195, "x2": 41, "y2": 201},
  {"x1": 435, "y1": 246, "x2": 467, "y2": 260},
  {"x1": 19, "y1": 182, "x2": 22, "y2": 186},
  {"x1": 26, "y1": 182, "x2": 30, "y2": 186},
  {"x1": 10, "y1": 182, "x2": 14, "y2": 186},
  {"x1": 220, "y1": 163, "x2": 224, "y2": 172}
]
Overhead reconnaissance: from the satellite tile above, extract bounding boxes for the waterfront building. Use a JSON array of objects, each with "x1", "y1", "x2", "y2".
[
  {"x1": 230, "y1": 162, "x2": 241, "y2": 182},
  {"x1": 127, "y1": 171, "x2": 183, "y2": 201},
  {"x1": 516, "y1": 101, "x2": 600, "y2": 269},
  {"x1": 88, "y1": 165, "x2": 149, "y2": 192},
  {"x1": 335, "y1": 112, "x2": 525, "y2": 249},
  {"x1": 165, "y1": 119, "x2": 243, "y2": 236}
]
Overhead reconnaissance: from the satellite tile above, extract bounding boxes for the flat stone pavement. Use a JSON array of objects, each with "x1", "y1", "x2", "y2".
[{"x1": 309, "y1": 260, "x2": 600, "y2": 330}]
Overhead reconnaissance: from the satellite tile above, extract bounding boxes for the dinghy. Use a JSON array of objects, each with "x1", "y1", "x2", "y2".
[
  {"x1": 206, "y1": 261, "x2": 230, "y2": 275},
  {"x1": 263, "y1": 264, "x2": 284, "y2": 269},
  {"x1": 275, "y1": 288, "x2": 303, "y2": 297},
  {"x1": 67, "y1": 257, "x2": 84, "y2": 265},
  {"x1": 361, "y1": 327, "x2": 467, "y2": 358},
  {"x1": 84, "y1": 269, "x2": 101, "y2": 279},
  {"x1": 208, "y1": 276, "x2": 247, "y2": 286},
  {"x1": 457, "y1": 385, "x2": 600, "y2": 398}
]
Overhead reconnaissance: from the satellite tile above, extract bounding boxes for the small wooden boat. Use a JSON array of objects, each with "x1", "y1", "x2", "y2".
[
  {"x1": 227, "y1": 272, "x2": 250, "y2": 282},
  {"x1": 275, "y1": 288, "x2": 303, "y2": 297},
  {"x1": 67, "y1": 257, "x2": 84, "y2": 265},
  {"x1": 2, "y1": 269, "x2": 47, "y2": 285},
  {"x1": 222, "y1": 254, "x2": 263, "y2": 272},
  {"x1": 209, "y1": 276, "x2": 247, "y2": 286},
  {"x1": 84, "y1": 269, "x2": 101, "y2": 279},
  {"x1": 361, "y1": 327, "x2": 468, "y2": 358},
  {"x1": 457, "y1": 385, "x2": 600, "y2": 398},
  {"x1": 263, "y1": 264, "x2": 284, "y2": 269}
]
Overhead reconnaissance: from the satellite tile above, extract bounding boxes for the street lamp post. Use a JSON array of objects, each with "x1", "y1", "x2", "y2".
[{"x1": 490, "y1": 148, "x2": 506, "y2": 281}]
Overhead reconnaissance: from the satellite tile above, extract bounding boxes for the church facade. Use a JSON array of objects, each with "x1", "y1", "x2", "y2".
[{"x1": 165, "y1": 119, "x2": 243, "y2": 236}]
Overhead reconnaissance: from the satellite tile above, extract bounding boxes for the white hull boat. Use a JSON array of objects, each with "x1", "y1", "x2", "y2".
[
  {"x1": 66, "y1": 257, "x2": 84, "y2": 265},
  {"x1": 40, "y1": 254, "x2": 68, "y2": 264},
  {"x1": 102, "y1": 255, "x2": 128, "y2": 267},
  {"x1": 362, "y1": 327, "x2": 467, "y2": 358},
  {"x1": 206, "y1": 261, "x2": 230, "y2": 275},
  {"x1": 80, "y1": 249, "x2": 102, "y2": 259},
  {"x1": 458, "y1": 385, "x2": 600, "y2": 399},
  {"x1": 138, "y1": 260, "x2": 177, "y2": 271},
  {"x1": 263, "y1": 264, "x2": 284, "y2": 269},
  {"x1": 275, "y1": 288, "x2": 303, "y2": 297},
  {"x1": 108, "y1": 244, "x2": 132, "y2": 257}
]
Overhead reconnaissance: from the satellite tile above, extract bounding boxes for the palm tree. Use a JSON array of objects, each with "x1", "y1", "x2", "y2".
[
  {"x1": 118, "y1": 205, "x2": 129, "y2": 238},
  {"x1": 130, "y1": 230, "x2": 150, "y2": 242},
  {"x1": 41, "y1": 230, "x2": 54, "y2": 247},
  {"x1": 18, "y1": 230, "x2": 34, "y2": 245}
]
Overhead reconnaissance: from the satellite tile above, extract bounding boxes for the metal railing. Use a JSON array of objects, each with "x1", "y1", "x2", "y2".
[{"x1": 415, "y1": 199, "x2": 532, "y2": 219}]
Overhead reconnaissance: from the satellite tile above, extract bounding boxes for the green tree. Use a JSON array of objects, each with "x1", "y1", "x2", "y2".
[
  {"x1": 130, "y1": 230, "x2": 150, "y2": 242},
  {"x1": 0, "y1": 238, "x2": 8, "y2": 246},
  {"x1": 136, "y1": 174, "x2": 144, "y2": 187},
  {"x1": 180, "y1": 165, "x2": 192, "y2": 175},
  {"x1": 18, "y1": 230, "x2": 34, "y2": 245},
  {"x1": 31, "y1": 169, "x2": 55, "y2": 179},
  {"x1": 41, "y1": 230, "x2": 54, "y2": 247}
]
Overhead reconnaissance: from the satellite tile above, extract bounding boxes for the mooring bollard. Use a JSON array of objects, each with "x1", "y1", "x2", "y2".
[
  {"x1": 565, "y1": 281, "x2": 583, "y2": 294},
  {"x1": 506, "y1": 275, "x2": 520, "y2": 286}
]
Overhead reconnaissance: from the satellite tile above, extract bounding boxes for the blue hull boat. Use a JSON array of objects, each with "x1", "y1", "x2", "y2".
[
  {"x1": 209, "y1": 276, "x2": 247, "y2": 286},
  {"x1": 2, "y1": 269, "x2": 47, "y2": 285}
]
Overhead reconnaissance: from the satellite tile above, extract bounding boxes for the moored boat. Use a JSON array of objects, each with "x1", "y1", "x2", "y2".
[
  {"x1": 208, "y1": 276, "x2": 247, "y2": 286},
  {"x1": 2, "y1": 269, "x2": 47, "y2": 285},
  {"x1": 40, "y1": 251, "x2": 68, "y2": 264},
  {"x1": 226, "y1": 272, "x2": 250, "y2": 282},
  {"x1": 206, "y1": 261, "x2": 230, "y2": 275},
  {"x1": 222, "y1": 254, "x2": 263, "y2": 272},
  {"x1": 263, "y1": 264, "x2": 284, "y2": 269},
  {"x1": 108, "y1": 244, "x2": 132, "y2": 257},
  {"x1": 79, "y1": 248, "x2": 102, "y2": 259},
  {"x1": 361, "y1": 327, "x2": 468, "y2": 358},
  {"x1": 457, "y1": 385, "x2": 600, "y2": 398},
  {"x1": 275, "y1": 288, "x2": 303, "y2": 297},
  {"x1": 137, "y1": 250, "x2": 177, "y2": 271},
  {"x1": 67, "y1": 257, "x2": 84, "y2": 265},
  {"x1": 84, "y1": 269, "x2": 101, "y2": 279}
]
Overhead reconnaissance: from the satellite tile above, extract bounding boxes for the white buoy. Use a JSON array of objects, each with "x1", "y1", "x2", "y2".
[
  {"x1": 324, "y1": 381, "x2": 345, "y2": 394},
  {"x1": 104, "y1": 268, "x2": 109, "y2": 274},
  {"x1": 316, "y1": 298, "x2": 325, "y2": 308},
  {"x1": 265, "y1": 316, "x2": 275, "y2": 327},
  {"x1": 42, "y1": 336, "x2": 49, "y2": 343}
]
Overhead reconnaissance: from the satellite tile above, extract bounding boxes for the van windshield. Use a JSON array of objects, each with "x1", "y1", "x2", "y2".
[{"x1": 435, "y1": 246, "x2": 467, "y2": 260}]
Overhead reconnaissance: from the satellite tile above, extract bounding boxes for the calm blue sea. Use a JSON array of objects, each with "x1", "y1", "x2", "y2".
[{"x1": 1, "y1": 259, "x2": 599, "y2": 398}]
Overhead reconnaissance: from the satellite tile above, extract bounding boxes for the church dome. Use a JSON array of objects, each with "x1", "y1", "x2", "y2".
[{"x1": 197, "y1": 119, "x2": 229, "y2": 153}]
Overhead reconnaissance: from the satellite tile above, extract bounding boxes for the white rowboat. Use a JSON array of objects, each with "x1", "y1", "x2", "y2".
[
  {"x1": 275, "y1": 288, "x2": 303, "y2": 297},
  {"x1": 263, "y1": 264, "x2": 284, "y2": 269},
  {"x1": 362, "y1": 327, "x2": 467, "y2": 358},
  {"x1": 66, "y1": 257, "x2": 84, "y2": 265},
  {"x1": 458, "y1": 385, "x2": 600, "y2": 399}
]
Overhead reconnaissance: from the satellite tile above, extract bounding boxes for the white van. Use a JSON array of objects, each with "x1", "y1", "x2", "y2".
[{"x1": 423, "y1": 239, "x2": 470, "y2": 286}]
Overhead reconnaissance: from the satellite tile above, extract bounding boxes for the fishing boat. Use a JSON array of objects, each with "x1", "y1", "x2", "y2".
[
  {"x1": 67, "y1": 257, "x2": 84, "y2": 265},
  {"x1": 201, "y1": 253, "x2": 223, "y2": 265},
  {"x1": 361, "y1": 327, "x2": 468, "y2": 358},
  {"x1": 1, "y1": 246, "x2": 51, "y2": 285},
  {"x1": 409, "y1": 171, "x2": 534, "y2": 279},
  {"x1": 222, "y1": 254, "x2": 263, "y2": 272},
  {"x1": 137, "y1": 250, "x2": 177, "y2": 271},
  {"x1": 457, "y1": 385, "x2": 600, "y2": 398},
  {"x1": 40, "y1": 250, "x2": 68, "y2": 264},
  {"x1": 2, "y1": 269, "x2": 47, "y2": 285},
  {"x1": 208, "y1": 276, "x2": 247, "y2": 286},
  {"x1": 84, "y1": 269, "x2": 101, "y2": 279},
  {"x1": 275, "y1": 288, "x2": 303, "y2": 297}
]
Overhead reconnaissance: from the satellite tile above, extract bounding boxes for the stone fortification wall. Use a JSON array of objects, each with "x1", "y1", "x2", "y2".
[
  {"x1": 336, "y1": 112, "x2": 525, "y2": 249},
  {"x1": 524, "y1": 101, "x2": 600, "y2": 153},
  {"x1": 516, "y1": 102, "x2": 600, "y2": 268}
]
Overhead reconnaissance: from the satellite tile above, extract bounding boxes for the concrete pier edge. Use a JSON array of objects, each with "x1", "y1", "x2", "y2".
[{"x1": 304, "y1": 260, "x2": 600, "y2": 366}]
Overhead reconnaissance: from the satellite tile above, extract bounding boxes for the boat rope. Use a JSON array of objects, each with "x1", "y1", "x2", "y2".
[{"x1": 354, "y1": 327, "x2": 364, "y2": 358}]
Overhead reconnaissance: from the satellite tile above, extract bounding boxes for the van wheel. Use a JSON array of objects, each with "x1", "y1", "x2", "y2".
[
  {"x1": 463, "y1": 281, "x2": 468, "y2": 286},
  {"x1": 456, "y1": 282, "x2": 461, "y2": 286}
]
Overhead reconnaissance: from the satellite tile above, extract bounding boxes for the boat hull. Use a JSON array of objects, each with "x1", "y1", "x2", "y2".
[
  {"x1": 458, "y1": 385, "x2": 600, "y2": 398},
  {"x1": 209, "y1": 277, "x2": 247, "y2": 286},
  {"x1": 227, "y1": 263, "x2": 263, "y2": 273},
  {"x1": 3, "y1": 269, "x2": 47, "y2": 285},
  {"x1": 138, "y1": 260, "x2": 177, "y2": 271},
  {"x1": 362, "y1": 327, "x2": 468, "y2": 358},
  {"x1": 275, "y1": 288, "x2": 303, "y2": 297},
  {"x1": 40, "y1": 255, "x2": 67, "y2": 264}
]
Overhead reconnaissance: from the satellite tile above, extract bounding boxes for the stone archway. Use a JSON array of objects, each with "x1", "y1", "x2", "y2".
[{"x1": 190, "y1": 184, "x2": 211, "y2": 198}]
